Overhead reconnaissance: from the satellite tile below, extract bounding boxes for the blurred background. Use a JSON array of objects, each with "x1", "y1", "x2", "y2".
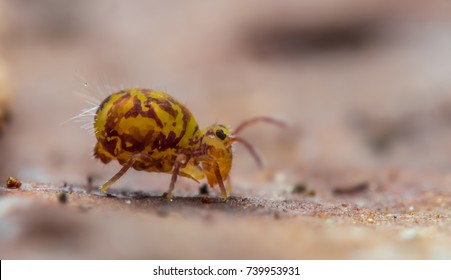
[{"x1": 1, "y1": 0, "x2": 451, "y2": 259}]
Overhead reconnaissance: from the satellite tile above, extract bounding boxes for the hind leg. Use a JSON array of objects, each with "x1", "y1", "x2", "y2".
[{"x1": 100, "y1": 153, "x2": 156, "y2": 193}]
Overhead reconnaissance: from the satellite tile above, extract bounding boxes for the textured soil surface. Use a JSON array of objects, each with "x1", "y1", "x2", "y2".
[
  {"x1": 1, "y1": 168, "x2": 451, "y2": 259},
  {"x1": 1, "y1": 0, "x2": 451, "y2": 259}
]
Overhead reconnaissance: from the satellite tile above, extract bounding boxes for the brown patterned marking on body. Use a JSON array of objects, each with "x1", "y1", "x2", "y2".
[
  {"x1": 97, "y1": 94, "x2": 114, "y2": 112},
  {"x1": 189, "y1": 131, "x2": 202, "y2": 146},
  {"x1": 98, "y1": 90, "x2": 192, "y2": 157},
  {"x1": 125, "y1": 95, "x2": 163, "y2": 127},
  {"x1": 99, "y1": 93, "x2": 161, "y2": 155},
  {"x1": 101, "y1": 137, "x2": 120, "y2": 157},
  {"x1": 133, "y1": 158, "x2": 163, "y2": 171},
  {"x1": 102, "y1": 92, "x2": 132, "y2": 137},
  {"x1": 112, "y1": 91, "x2": 132, "y2": 110},
  {"x1": 93, "y1": 92, "x2": 129, "y2": 151},
  {"x1": 119, "y1": 129, "x2": 155, "y2": 153},
  {"x1": 144, "y1": 96, "x2": 179, "y2": 119},
  {"x1": 152, "y1": 131, "x2": 178, "y2": 151},
  {"x1": 93, "y1": 143, "x2": 112, "y2": 163},
  {"x1": 177, "y1": 101, "x2": 191, "y2": 137},
  {"x1": 151, "y1": 98, "x2": 191, "y2": 151},
  {"x1": 95, "y1": 153, "x2": 111, "y2": 164},
  {"x1": 102, "y1": 108, "x2": 122, "y2": 156}
]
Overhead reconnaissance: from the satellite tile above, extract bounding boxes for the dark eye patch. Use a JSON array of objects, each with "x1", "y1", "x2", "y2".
[{"x1": 215, "y1": 129, "x2": 227, "y2": 140}]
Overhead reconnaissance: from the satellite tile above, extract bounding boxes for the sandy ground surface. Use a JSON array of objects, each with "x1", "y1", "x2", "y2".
[{"x1": 1, "y1": 0, "x2": 451, "y2": 259}]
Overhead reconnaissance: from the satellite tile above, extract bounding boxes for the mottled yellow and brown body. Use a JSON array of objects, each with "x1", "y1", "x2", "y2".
[
  {"x1": 94, "y1": 89, "x2": 200, "y2": 173},
  {"x1": 93, "y1": 88, "x2": 283, "y2": 200}
]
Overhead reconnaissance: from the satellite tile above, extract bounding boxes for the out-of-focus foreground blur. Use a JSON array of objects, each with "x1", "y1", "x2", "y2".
[{"x1": 1, "y1": 0, "x2": 451, "y2": 259}]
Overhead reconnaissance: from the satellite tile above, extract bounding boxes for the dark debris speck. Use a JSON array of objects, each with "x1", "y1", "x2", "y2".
[
  {"x1": 199, "y1": 184, "x2": 209, "y2": 195},
  {"x1": 58, "y1": 192, "x2": 68, "y2": 204},
  {"x1": 292, "y1": 183, "x2": 307, "y2": 194},
  {"x1": 307, "y1": 190, "x2": 316, "y2": 197},
  {"x1": 333, "y1": 182, "x2": 369, "y2": 195}
]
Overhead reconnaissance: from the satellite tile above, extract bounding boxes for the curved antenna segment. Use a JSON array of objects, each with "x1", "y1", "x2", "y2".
[
  {"x1": 234, "y1": 116, "x2": 287, "y2": 135},
  {"x1": 229, "y1": 137, "x2": 263, "y2": 168}
]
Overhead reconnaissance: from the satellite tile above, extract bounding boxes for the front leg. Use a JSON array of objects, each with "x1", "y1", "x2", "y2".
[
  {"x1": 196, "y1": 155, "x2": 228, "y2": 200},
  {"x1": 226, "y1": 175, "x2": 232, "y2": 195},
  {"x1": 213, "y1": 162, "x2": 227, "y2": 200}
]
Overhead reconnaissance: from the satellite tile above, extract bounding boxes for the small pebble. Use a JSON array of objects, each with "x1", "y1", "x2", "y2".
[
  {"x1": 125, "y1": 200, "x2": 131, "y2": 205},
  {"x1": 6, "y1": 177, "x2": 22, "y2": 189}
]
